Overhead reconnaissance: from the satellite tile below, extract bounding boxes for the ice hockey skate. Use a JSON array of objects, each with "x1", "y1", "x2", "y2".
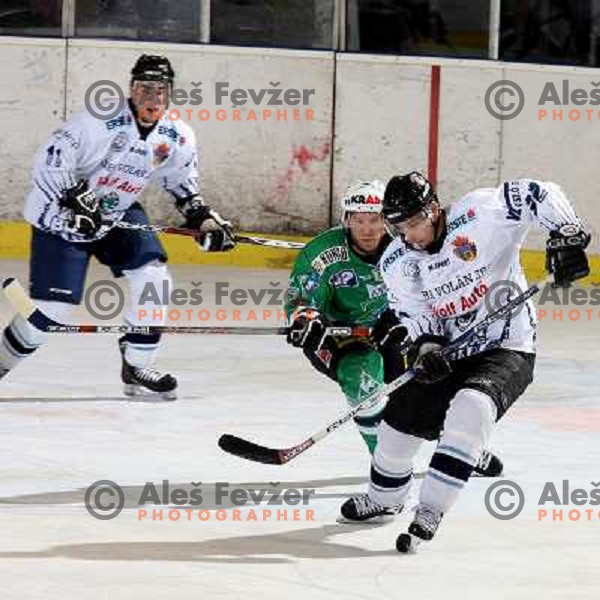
[
  {"x1": 120, "y1": 338, "x2": 178, "y2": 400},
  {"x1": 338, "y1": 493, "x2": 403, "y2": 524},
  {"x1": 396, "y1": 504, "x2": 444, "y2": 553}
]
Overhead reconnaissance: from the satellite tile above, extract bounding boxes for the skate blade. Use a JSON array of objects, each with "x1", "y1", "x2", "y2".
[
  {"x1": 396, "y1": 532, "x2": 423, "y2": 554},
  {"x1": 336, "y1": 513, "x2": 398, "y2": 525},
  {"x1": 123, "y1": 384, "x2": 177, "y2": 401}
]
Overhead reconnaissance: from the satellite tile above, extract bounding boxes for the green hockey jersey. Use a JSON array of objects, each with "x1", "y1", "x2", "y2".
[{"x1": 285, "y1": 226, "x2": 391, "y2": 326}]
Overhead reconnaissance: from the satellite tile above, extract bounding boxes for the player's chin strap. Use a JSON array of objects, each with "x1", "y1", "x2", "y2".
[
  {"x1": 112, "y1": 219, "x2": 306, "y2": 250},
  {"x1": 218, "y1": 276, "x2": 552, "y2": 465}
]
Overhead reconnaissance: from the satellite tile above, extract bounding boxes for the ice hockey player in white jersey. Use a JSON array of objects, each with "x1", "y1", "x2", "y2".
[
  {"x1": 339, "y1": 171, "x2": 591, "y2": 552},
  {"x1": 0, "y1": 54, "x2": 235, "y2": 399}
]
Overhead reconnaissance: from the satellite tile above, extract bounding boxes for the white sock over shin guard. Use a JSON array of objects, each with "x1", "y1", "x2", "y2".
[
  {"x1": 122, "y1": 262, "x2": 172, "y2": 368},
  {"x1": 419, "y1": 388, "x2": 497, "y2": 514},
  {"x1": 368, "y1": 421, "x2": 423, "y2": 508},
  {"x1": 0, "y1": 301, "x2": 73, "y2": 376}
]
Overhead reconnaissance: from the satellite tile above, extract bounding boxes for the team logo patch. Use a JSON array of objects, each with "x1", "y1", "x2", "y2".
[
  {"x1": 452, "y1": 235, "x2": 478, "y2": 262},
  {"x1": 99, "y1": 192, "x2": 120, "y2": 212},
  {"x1": 366, "y1": 283, "x2": 387, "y2": 299},
  {"x1": 329, "y1": 269, "x2": 358, "y2": 288},
  {"x1": 110, "y1": 131, "x2": 129, "y2": 152},
  {"x1": 359, "y1": 371, "x2": 381, "y2": 398},
  {"x1": 400, "y1": 260, "x2": 421, "y2": 280},
  {"x1": 153, "y1": 142, "x2": 171, "y2": 167}
]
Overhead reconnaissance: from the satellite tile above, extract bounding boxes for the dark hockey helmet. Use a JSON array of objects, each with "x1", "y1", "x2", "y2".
[
  {"x1": 131, "y1": 55, "x2": 175, "y2": 85},
  {"x1": 382, "y1": 172, "x2": 437, "y2": 224}
]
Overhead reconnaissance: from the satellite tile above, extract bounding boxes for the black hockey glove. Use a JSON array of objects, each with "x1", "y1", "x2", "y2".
[
  {"x1": 59, "y1": 180, "x2": 102, "y2": 239},
  {"x1": 546, "y1": 225, "x2": 591, "y2": 288},
  {"x1": 287, "y1": 306, "x2": 327, "y2": 351},
  {"x1": 371, "y1": 308, "x2": 408, "y2": 353},
  {"x1": 176, "y1": 195, "x2": 236, "y2": 252},
  {"x1": 408, "y1": 334, "x2": 452, "y2": 384}
]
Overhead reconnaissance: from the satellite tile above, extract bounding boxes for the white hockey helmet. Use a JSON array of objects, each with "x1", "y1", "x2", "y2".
[{"x1": 340, "y1": 180, "x2": 386, "y2": 226}]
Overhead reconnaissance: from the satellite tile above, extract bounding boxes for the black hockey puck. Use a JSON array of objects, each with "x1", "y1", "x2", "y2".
[{"x1": 396, "y1": 533, "x2": 413, "y2": 553}]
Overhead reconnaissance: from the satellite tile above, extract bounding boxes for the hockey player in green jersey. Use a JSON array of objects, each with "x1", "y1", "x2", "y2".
[
  {"x1": 285, "y1": 180, "x2": 405, "y2": 452},
  {"x1": 285, "y1": 180, "x2": 503, "y2": 479}
]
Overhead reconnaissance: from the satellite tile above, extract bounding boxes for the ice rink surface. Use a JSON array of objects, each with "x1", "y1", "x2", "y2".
[{"x1": 0, "y1": 260, "x2": 599, "y2": 599}]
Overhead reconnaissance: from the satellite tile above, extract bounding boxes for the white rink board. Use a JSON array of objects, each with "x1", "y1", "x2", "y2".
[
  {"x1": 332, "y1": 54, "x2": 430, "y2": 221},
  {"x1": 436, "y1": 62, "x2": 502, "y2": 201},
  {"x1": 0, "y1": 40, "x2": 599, "y2": 251},
  {"x1": 0, "y1": 38, "x2": 66, "y2": 221},
  {"x1": 0, "y1": 261, "x2": 600, "y2": 599}
]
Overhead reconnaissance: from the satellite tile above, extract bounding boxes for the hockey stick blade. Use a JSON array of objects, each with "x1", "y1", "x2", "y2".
[{"x1": 218, "y1": 434, "x2": 314, "y2": 465}]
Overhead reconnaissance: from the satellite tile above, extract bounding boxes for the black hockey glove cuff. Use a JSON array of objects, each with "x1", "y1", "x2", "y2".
[
  {"x1": 59, "y1": 180, "x2": 102, "y2": 239},
  {"x1": 176, "y1": 195, "x2": 236, "y2": 252},
  {"x1": 546, "y1": 225, "x2": 591, "y2": 288},
  {"x1": 371, "y1": 308, "x2": 408, "y2": 352},
  {"x1": 408, "y1": 334, "x2": 452, "y2": 384},
  {"x1": 287, "y1": 307, "x2": 327, "y2": 351}
]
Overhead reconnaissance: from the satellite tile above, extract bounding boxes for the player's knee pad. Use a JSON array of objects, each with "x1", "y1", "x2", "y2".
[
  {"x1": 440, "y1": 388, "x2": 498, "y2": 461},
  {"x1": 123, "y1": 261, "x2": 172, "y2": 326}
]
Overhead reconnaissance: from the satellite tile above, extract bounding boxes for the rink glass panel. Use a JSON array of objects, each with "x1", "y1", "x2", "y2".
[
  {"x1": 345, "y1": 0, "x2": 490, "y2": 58},
  {"x1": 0, "y1": 0, "x2": 63, "y2": 37},
  {"x1": 500, "y1": 0, "x2": 600, "y2": 67},
  {"x1": 2, "y1": 2, "x2": 600, "y2": 68}
]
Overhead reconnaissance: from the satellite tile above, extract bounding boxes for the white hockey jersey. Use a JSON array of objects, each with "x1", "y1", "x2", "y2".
[
  {"x1": 379, "y1": 179, "x2": 585, "y2": 356},
  {"x1": 24, "y1": 102, "x2": 198, "y2": 242}
]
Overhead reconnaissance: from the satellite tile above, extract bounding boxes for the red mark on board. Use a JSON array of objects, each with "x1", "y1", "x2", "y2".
[
  {"x1": 266, "y1": 139, "x2": 331, "y2": 206},
  {"x1": 293, "y1": 142, "x2": 330, "y2": 173}
]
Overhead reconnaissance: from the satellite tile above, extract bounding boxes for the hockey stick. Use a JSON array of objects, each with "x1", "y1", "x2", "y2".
[
  {"x1": 114, "y1": 220, "x2": 306, "y2": 250},
  {"x1": 1, "y1": 277, "x2": 371, "y2": 338},
  {"x1": 218, "y1": 278, "x2": 546, "y2": 465}
]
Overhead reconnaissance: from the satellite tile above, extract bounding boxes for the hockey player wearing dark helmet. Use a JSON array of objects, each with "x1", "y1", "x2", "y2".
[
  {"x1": 382, "y1": 171, "x2": 445, "y2": 252},
  {"x1": 0, "y1": 52, "x2": 236, "y2": 399},
  {"x1": 342, "y1": 168, "x2": 590, "y2": 552},
  {"x1": 130, "y1": 54, "x2": 175, "y2": 129}
]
